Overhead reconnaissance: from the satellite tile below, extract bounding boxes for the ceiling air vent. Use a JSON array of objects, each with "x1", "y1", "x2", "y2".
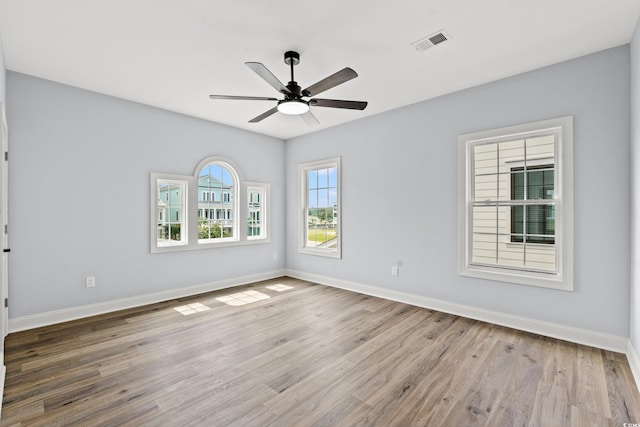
[{"x1": 411, "y1": 30, "x2": 451, "y2": 52}]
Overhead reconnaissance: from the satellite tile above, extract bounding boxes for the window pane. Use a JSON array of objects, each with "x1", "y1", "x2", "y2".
[
  {"x1": 328, "y1": 189, "x2": 337, "y2": 206},
  {"x1": 474, "y1": 173, "x2": 499, "y2": 201},
  {"x1": 526, "y1": 204, "x2": 555, "y2": 243},
  {"x1": 471, "y1": 232, "x2": 496, "y2": 265},
  {"x1": 473, "y1": 143, "x2": 498, "y2": 177},
  {"x1": 318, "y1": 188, "x2": 329, "y2": 208},
  {"x1": 198, "y1": 162, "x2": 235, "y2": 242},
  {"x1": 527, "y1": 169, "x2": 554, "y2": 200},
  {"x1": 511, "y1": 171, "x2": 525, "y2": 200},
  {"x1": 307, "y1": 170, "x2": 317, "y2": 190},
  {"x1": 525, "y1": 242, "x2": 556, "y2": 272},
  {"x1": 526, "y1": 135, "x2": 555, "y2": 160},
  {"x1": 221, "y1": 168, "x2": 232, "y2": 186},
  {"x1": 306, "y1": 208, "x2": 337, "y2": 248},
  {"x1": 247, "y1": 186, "x2": 266, "y2": 240},
  {"x1": 498, "y1": 139, "x2": 525, "y2": 166},
  {"x1": 157, "y1": 180, "x2": 187, "y2": 247},
  {"x1": 498, "y1": 233, "x2": 525, "y2": 268},
  {"x1": 328, "y1": 168, "x2": 337, "y2": 187},
  {"x1": 317, "y1": 168, "x2": 328, "y2": 188},
  {"x1": 472, "y1": 204, "x2": 498, "y2": 227},
  {"x1": 511, "y1": 205, "x2": 524, "y2": 241},
  {"x1": 308, "y1": 189, "x2": 318, "y2": 208},
  {"x1": 301, "y1": 159, "x2": 340, "y2": 257}
]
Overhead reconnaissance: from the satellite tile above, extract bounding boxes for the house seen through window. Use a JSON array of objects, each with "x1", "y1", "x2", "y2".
[
  {"x1": 510, "y1": 165, "x2": 555, "y2": 244},
  {"x1": 198, "y1": 163, "x2": 235, "y2": 242},
  {"x1": 151, "y1": 156, "x2": 269, "y2": 253},
  {"x1": 156, "y1": 180, "x2": 186, "y2": 247},
  {"x1": 458, "y1": 116, "x2": 573, "y2": 290}
]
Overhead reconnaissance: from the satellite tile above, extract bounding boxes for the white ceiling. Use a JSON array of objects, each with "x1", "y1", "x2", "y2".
[{"x1": 0, "y1": 0, "x2": 639, "y2": 140}]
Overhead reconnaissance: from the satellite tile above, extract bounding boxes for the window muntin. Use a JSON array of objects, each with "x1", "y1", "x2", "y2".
[
  {"x1": 459, "y1": 116, "x2": 573, "y2": 290},
  {"x1": 197, "y1": 162, "x2": 237, "y2": 243},
  {"x1": 299, "y1": 158, "x2": 341, "y2": 258},
  {"x1": 156, "y1": 179, "x2": 187, "y2": 247}
]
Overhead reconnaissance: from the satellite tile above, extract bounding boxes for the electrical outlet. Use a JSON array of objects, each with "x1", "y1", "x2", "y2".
[
  {"x1": 391, "y1": 266, "x2": 399, "y2": 276},
  {"x1": 86, "y1": 276, "x2": 96, "y2": 288}
]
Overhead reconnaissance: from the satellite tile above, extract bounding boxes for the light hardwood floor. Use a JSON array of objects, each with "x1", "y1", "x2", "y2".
[{"x1": 1, "y1": 277, "x2": 640, "y2": 426}]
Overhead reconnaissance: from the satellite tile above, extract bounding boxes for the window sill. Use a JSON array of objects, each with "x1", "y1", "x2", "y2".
[
  {"x1": 460, "y1": 264, "x2": 572, "y2": 291},
  {"x1": 150, "y1": 237, "x2": 270, "y2": 254},
  {"x1": 298, "y1": 247, "x2": 341, "y2": 259}
]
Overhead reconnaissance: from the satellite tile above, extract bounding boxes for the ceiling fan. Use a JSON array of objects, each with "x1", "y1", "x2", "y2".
[{"x1": 209, "y1": 51, "x2": 367, "y2": 124}]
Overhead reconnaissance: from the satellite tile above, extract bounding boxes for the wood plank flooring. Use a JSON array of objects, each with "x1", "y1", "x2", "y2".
[{"x1": 1, "y1": 276, "x2": 640, "y2": 426}]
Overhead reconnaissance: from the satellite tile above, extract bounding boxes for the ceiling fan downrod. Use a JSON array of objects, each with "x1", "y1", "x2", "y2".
[{"x1": 283, "y1": 51, "x2": 303, "y2": 99}]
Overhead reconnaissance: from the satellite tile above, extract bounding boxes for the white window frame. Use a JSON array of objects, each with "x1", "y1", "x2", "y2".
[
  {"x1": 195, "y1": 157, "x2": 240, "y2": 245},
  {"x1": 246, "y1": 182, "x2": 270, "y2": 241},
  {"x1": 150, "y1": 156, "x2": 270, "y2": 253},
  {"x1": 458, "y1": 116, "x2": 573, "y2": 290},
  {"x1": 298, "y1": 157, "x2": 341, "y2": 259},
  {"x1": 150, "y1": 173, "x2": 191, "y2": 253}
]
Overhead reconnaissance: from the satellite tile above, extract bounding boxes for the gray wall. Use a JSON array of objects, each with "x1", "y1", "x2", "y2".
[
  {"x1": 631, "y1": 18, "x2": 640, "y2": 349},
  {"x1": 6, "y1": 72, "x2": 286, "y2": 318},
  {"x1": 286, "y1": 46, "x2": 631, "y2": 337},
  {"x1": 5, "y1": 44, "x2": 634, "y2": 338},
  {"x1": 0, "y1": 35, "x2": 5, "y2": 105}
]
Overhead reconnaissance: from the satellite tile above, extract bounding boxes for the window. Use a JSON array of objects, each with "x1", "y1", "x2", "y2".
[
  {"x1": 247, "y1": 184, "x2": 269, "y2": 240},
  {"x1": 197, "y1": 162, "x2": 237, "y2": 244},
  {"x1": 150, "y1": 157, "x2": 270, "y2": 253},
  {"x1": 299, "y1": 157, "x2": 341, "y2": 258},
  {"x1": 155, "y1": 178, "x2": 188, "y2": 248},
  {"x1": 458, "y1": 116, "x2": 573, "y2": 290}
]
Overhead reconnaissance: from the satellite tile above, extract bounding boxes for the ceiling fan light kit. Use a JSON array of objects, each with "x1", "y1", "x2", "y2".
[
  {"x1": 209, "y1": 50, "x2": 367, "y2": 124},
  {"x1": 277, "y1": 99, "x2": 309, "y2": 115}
]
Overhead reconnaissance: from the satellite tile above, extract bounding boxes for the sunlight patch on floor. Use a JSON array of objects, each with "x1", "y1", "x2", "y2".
[
  {"x1": 265, "y1": 284, "x2": 294, "y2": 292},
  {"x1": 216, "y1": 290, "x2": 270, "y2": 306},
  {"x1": 174, "y1": 303, "x2": 210, "y2": 316}
]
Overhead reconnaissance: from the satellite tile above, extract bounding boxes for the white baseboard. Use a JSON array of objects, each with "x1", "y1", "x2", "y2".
[
  {"x1": 286, "y1": 269, "x2": 629, "y2": 353},
  {"x1": 10, "y1": 268, "x2": 630, "y2": 353},
  {"x1": 8, "y1": 269, "x2": 286, "y2": 333},
  {"x1": 627, "y1": 340, "x2": 640, "y2": 395},
  {"x1": 0, "y1": 363, "x2": 4, "y2": 419},
  {"x1": 5, "y1": 269, "x2": 639, "y2": 397}
]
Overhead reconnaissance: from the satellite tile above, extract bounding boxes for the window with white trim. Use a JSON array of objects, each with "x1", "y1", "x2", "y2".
[
  {"x1": 458, "y1": 116, "x2": 573, "y2": 290},
  {"x1": 299, "y1": 157, "x2": 341, "y2": 258},
  {"x1": 247, "y1": 184, "x2": 268, "y2": 240},
  {"x1": 155, "y1": 178, "x2": 188, "y2": 248},
  {"x1": 197, "y1": 162, "x2": 238, "y2": 244},
  {"x1": 150, "y1": 157, "x2": 270, "y2": 253}
]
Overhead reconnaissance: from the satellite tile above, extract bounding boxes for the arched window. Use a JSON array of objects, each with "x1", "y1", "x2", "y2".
[
  {"x1": 196, "y1": 159, "x2": 239, "y2": 244},
  {"x1": 150, "y1": 156, "x2": 268, "y2": 253}
]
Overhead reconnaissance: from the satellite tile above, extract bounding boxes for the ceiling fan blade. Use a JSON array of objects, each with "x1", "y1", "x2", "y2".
[
  {"x1": 209, "y1": 94, "x2": 278, "y2": 101},
  {"x1": 303, "y1": 68, "x2": 358, "y2": 97},
  {"x1": 248, "y1": 106, "x2": 279, "y2": 123},
  {"x1": 309, "y1": 98, "x2": 368, "y2": 110},
  {"x1": 245, "y1": 62, "x2": 290, "y2": 94},
  {"x1": 300, "y1": 110, "x2": 320, "y2": 126}
]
